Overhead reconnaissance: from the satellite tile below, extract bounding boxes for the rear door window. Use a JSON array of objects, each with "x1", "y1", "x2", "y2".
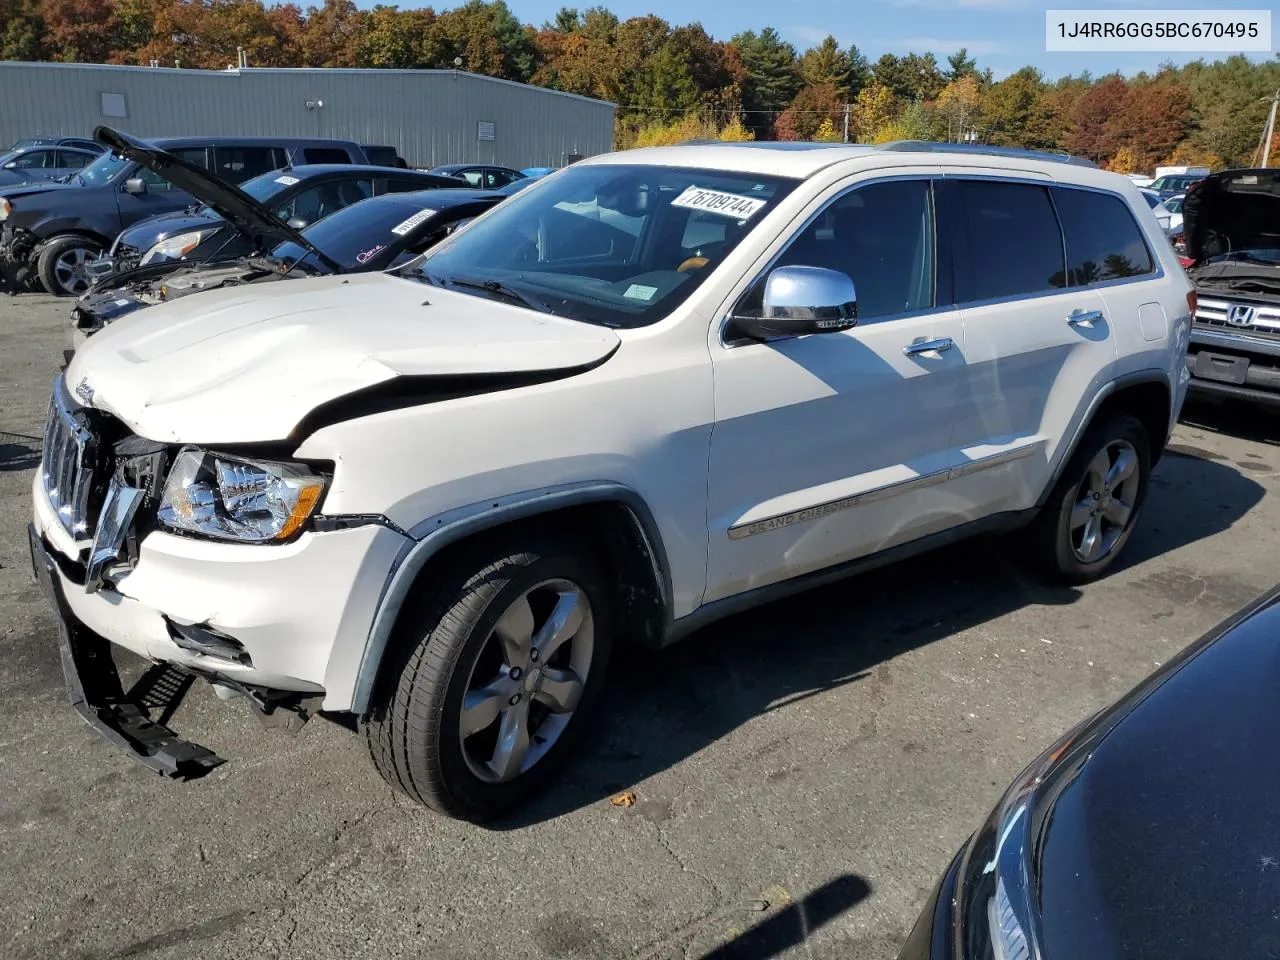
[
  {"x1": 302, "y1": 147, "x2": 354, "y2": 165},
  {"x1": 456, "y1": 168, "x2": 485, "y2": 187},
  {"x1": 952, "y1": 179, "x2": 1067, "y2": 302},
  {"x1": 57, "y1": 150, "x2": 94, "y2": 169},
  {"x1": 11, "y1": 149, "x2": 55, "y2": 169},
  {"x1": 1052, "y1": 187, "x2": 1155, "y2": 285},
  {"x1": 213, "y1": 146, "x2": 283, "y2": 183}
]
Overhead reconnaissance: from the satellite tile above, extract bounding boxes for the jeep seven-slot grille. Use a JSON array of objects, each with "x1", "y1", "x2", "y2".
[
  {"x1": 41, "y1": 386, "x2": 99, "y2": 537},
  {"x1": 1195, "y1": 296, "x2": 1280, "y2": 338}
]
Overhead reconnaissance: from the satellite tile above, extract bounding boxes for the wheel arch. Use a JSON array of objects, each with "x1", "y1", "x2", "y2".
[
  {"x1": 350, "y1": 482, "x2": 672, "y2": 716},
  {"x1": 1037, "y1": 370, "x2": 1172, "y2": 510},
  {"x1": 33, "y1": 228, "x2": 113, "y2": 257}
]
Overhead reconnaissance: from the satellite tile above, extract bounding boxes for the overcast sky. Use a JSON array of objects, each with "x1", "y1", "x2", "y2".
[{"x1": 499, "y1": 0, "x2": 1276, "y2": 81}]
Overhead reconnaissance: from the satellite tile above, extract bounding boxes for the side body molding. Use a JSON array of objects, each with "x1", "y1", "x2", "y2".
[{"x1": 348, "y1": 480, "x2": 673, "y2": 715}]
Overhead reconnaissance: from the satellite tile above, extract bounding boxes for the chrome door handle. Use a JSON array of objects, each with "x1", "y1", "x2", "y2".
[
  {"x1": 1068, "y1": 309, "x2": 1105, "y2": 328},
  {"x1": 903, "y1": 337, "x2": 954, "y2": 356}
]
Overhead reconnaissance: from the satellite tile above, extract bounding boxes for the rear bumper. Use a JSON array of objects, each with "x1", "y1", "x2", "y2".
[{"x1": 31, "y1": 471, "x2": 409, "y2": 711}]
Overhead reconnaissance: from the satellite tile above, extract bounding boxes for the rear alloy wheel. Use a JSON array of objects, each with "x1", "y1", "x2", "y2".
[
  {"x1": 37, "y1": 236, "x2": 102, "y2": 296},
  {"x1": 363, "y1": 535, "x2": 613, "y2": 820},
  {"x1": 1030, "y1": 412, "x2": 1151, "y2": 584}
]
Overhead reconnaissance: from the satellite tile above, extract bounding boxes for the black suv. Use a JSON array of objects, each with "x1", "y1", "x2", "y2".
[{"x1": 0, "y1": 134, "x2": 370, "y2": 295}]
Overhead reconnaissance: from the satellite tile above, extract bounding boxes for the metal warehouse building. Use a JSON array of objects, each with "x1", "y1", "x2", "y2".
[{"x1": 0, "y1": 61, "x2": 615, "y2": 169}]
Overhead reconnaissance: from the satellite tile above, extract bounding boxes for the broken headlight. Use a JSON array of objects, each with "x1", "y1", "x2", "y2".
[{"x1": 157, "y1": 447, "x2": 327, "y2": 543}]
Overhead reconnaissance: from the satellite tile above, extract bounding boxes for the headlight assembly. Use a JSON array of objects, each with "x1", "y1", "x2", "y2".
[
  {"x1": 157, "y1": 447, "x2": 327, "y2": 543},
  {"x1": 140, "y1": 228, "x2": 219, "y2": 265}
]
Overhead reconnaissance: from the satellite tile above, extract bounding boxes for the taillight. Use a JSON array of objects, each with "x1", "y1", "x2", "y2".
[{"x1": 1187, "y1": 289, "x2": 1197, "y2": 317}]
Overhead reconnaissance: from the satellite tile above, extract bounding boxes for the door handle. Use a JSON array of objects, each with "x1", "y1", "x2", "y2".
[
  {"x1": 903, "y1": 337, "x2": 954, "y2": 357},
  {"x1": 1067, "y1": 309, "x2": 1105, "y2": 328}
]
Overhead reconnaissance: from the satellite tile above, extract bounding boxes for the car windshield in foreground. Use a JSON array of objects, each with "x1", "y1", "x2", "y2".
[
  {"x1": 271, "y1": 195, "x2": 445, "y2": 270},
  {"x1": 76, "y1": 151, "x2": 130, "y2": 186},
  {"x1": 408, "y1": 164, "x2": 797, "y2": 328}
]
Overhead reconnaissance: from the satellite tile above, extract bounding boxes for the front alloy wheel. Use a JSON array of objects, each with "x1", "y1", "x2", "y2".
[
  {"x1": 459, "y1": 579, "x2": 595, "y2": 783},
  {"x1": 363, "y1": 535, "x2": 613, "y2": 820}
]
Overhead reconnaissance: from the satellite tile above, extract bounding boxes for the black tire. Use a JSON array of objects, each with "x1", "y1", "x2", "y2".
[
  {"x1": 1029, "y1": 412, "x2": 1151, "y2": 584},
  {"x1": 362, "y1": 533, "x2": 614, "y2": 821},
  {"x1": 37, "y1": 235, "x2": 102, "y2": 297}
]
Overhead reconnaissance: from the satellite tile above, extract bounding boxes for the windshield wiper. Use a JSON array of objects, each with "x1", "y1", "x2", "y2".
[{"x1": 446, "y1": 275, "x2": 553, "y2": 313}]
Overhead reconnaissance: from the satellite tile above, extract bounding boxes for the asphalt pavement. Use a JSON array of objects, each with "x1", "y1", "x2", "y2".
[{"x1": 2, "y1": 293, "x2": 1278, "y2": 959}]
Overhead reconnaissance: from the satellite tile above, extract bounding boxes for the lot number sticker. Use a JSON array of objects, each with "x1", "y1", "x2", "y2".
[
  {"x1": 274, "y1": 175, "x2": 300, "y2": 186},
  {"x1": 391, "y1": 208, "x2": 436, "y2": 236},
  {"x1": 671, "y1": 186, "x2": 767, "y2": 221}
]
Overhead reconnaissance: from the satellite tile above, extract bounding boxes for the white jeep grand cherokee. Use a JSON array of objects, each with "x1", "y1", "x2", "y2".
[{"x1": 30, "y1": 141, "x2": 1193, "y2": 820}]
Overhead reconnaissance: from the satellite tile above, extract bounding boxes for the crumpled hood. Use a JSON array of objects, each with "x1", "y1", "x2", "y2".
[
  {"x1": 1182, "y1": 168, "x2": 1280, "y2": 263},
  {"x1": 66, "y1": 272, "x2": 619, "y2": 444}
]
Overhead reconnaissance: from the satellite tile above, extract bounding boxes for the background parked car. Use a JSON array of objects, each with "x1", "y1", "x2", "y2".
[
  {"x1": 1163, "y1": 192, "x2": 1186, "y2": 233},
  {"x1": 1139, "y1": 188, "x2": 1173, "y2": 232},
  {"x1": 428, "y1": 163, "x2": 526, "y2": 189},
  {"x1": 8, "y1": 136, "x2": 104, "y2": 154},
  {"x1": 361, "y1": 144, "x2": 408, "y2": 168},
  {"x1": 100, "y1": 164, "x2": 463, "y2": 277},
  {"x1": 899, "y1": 583, "x2": 1280, "y2": 960},
  {"x1": 521, "y1": 166, "x2": 556, "y2": 179},
  {"x1": 0, "y1": 145, "x2": 100, "y2": 186},
  {"x1": 0, "y1": 129, "x2": 373, "y2": 296},
  {"x1": 73, "y1": 188, "x2": 503, "y2": 346},
  {"x1": 1150, "y1": 171, "x2": 1206, "y2": 201}
]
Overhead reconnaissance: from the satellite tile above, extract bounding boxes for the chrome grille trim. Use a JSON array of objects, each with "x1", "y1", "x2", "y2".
[
  {"x1": 1195, "y1": 297, "x2": 1280, "y2": 336},
  {"x1": 40, "y1": 379, "x2": 98, "y2": 538}
]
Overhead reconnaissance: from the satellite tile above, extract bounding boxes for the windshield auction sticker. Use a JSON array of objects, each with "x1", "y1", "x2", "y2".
[
  {"x1": 391, "y1": 209, "x2": 435, "y2": 236},
  {"x1": 274, "y1": 175, "x2": 301, "y2": 185},
  {"x1": 671, "y1": 187, "x2": 768, "y2": 221},
  {"x1": 1047, "y1": 9, "x2": 1270, "y2": 50}
]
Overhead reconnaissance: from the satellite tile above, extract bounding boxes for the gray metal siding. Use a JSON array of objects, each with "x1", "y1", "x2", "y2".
[{"x1": 0, "y1": 63, "x2": 615, "y2": 168}]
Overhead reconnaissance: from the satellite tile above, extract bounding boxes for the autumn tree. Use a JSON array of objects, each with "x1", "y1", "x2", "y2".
[
  {"x1": 980, "y1": 66, "x2": 1050, "y2": 148},
  {"x1": 297, "y1": 0, "x2": 364, "y2": 67},
  {"x1": 732, "y1": 27, "x2": 799, "y2": 136},
  {"x1": 1, "y1": 0, "x2": 47, "y2": 59},
  {"x1": 945, "y1": 47, "x2": 977, "y2": 82},
  {"x1": 1117, "y1": 79, "x2": 1193, "y2": 167},
  {"x1": 1065, "y1": 74, "x2": 1129, "y2": 163},
  {"x1": 873, "y1": 52, "x2": 944, "y2": 101},
  {"x1": 38, "y1": 0, "x2": 116, "y2": 63},
  {"x1": 773, "y1": 82, "x2": 843, "y2": 140},
  {"x1": 852, "y1": 81, "x2": 896, "y2": 142},
  {"x1": 935, "y1": 74, "x2": 980, "y2": 142}
]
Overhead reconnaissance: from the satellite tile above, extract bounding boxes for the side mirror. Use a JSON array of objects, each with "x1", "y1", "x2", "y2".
[
  {"x1": 123, "y1": 177, "x2": 147, "y2": 195},
  {"x1": 731, "y1": 265, "x2": 858, "y2": 340},
  {"x1": 286, "y1": 217, "x2": 308, "y2": 230}
]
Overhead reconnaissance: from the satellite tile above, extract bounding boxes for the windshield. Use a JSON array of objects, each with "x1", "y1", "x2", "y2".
[
  {"x1": 1141, "y1": 193, "x2": 1161, "y2": 209},
  {"x1": 410, "y1": 164, "x2": 797, "y2": 328},
  {"x1": 1164, "y1": 197, "x2": 1183, "y2": 213},
  {"x1": 196, "y1": 169, "x2": 293, "y2": 216},
  {"x1": 271, "y1": 195, "x2": 450, "y2": 270},
  {"x1": 76, "y1": 151, "x2": 131, "y2": 186}
]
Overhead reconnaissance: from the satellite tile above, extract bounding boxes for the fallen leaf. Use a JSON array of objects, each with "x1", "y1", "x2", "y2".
[{"x1": 610, "y1": 790, "x2": 637, "y2": 808}]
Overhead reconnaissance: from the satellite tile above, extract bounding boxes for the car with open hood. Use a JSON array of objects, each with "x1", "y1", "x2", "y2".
[
  {"x1": 1176, "y1": 168, "x2": 1280, "y2": 406},
  {"x1": 29, "y1": 141, "x2": 1190, "y2": 821},
  {"x1": 94, "y1": 161, "x2": 461, "y2": 279},
  {"x1": 899, "y1": 582, "x2": 1280, "y2": 960},
  {"x1": 0, "y1": 127, "x2": 371, "y2": 296},
  {"x1": 71, "y1": 188, "x2": 503, "y2": 351}
]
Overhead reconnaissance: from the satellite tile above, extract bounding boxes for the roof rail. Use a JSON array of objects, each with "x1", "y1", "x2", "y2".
[{"x1": 875, "y1": 140, "x2": 1097, "y2": 168}]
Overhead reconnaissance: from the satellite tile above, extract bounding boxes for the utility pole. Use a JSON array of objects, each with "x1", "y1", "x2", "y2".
[
  {"x1": 842, "y1": 103, "x2": 851, "y2": 143},
  {"x1": 1263, "y1": 89, "x2": 1280, "y2": 168}
]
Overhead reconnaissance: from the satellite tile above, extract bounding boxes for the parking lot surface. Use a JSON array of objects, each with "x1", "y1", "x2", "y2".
[{"x1": 2, "y1": 294, "x2": 1277, "y2": 960}]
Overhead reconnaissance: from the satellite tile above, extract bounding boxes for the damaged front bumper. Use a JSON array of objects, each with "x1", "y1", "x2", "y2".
[{"x1": 28, "y1": 388, "x2": 410, "y2": 775}]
